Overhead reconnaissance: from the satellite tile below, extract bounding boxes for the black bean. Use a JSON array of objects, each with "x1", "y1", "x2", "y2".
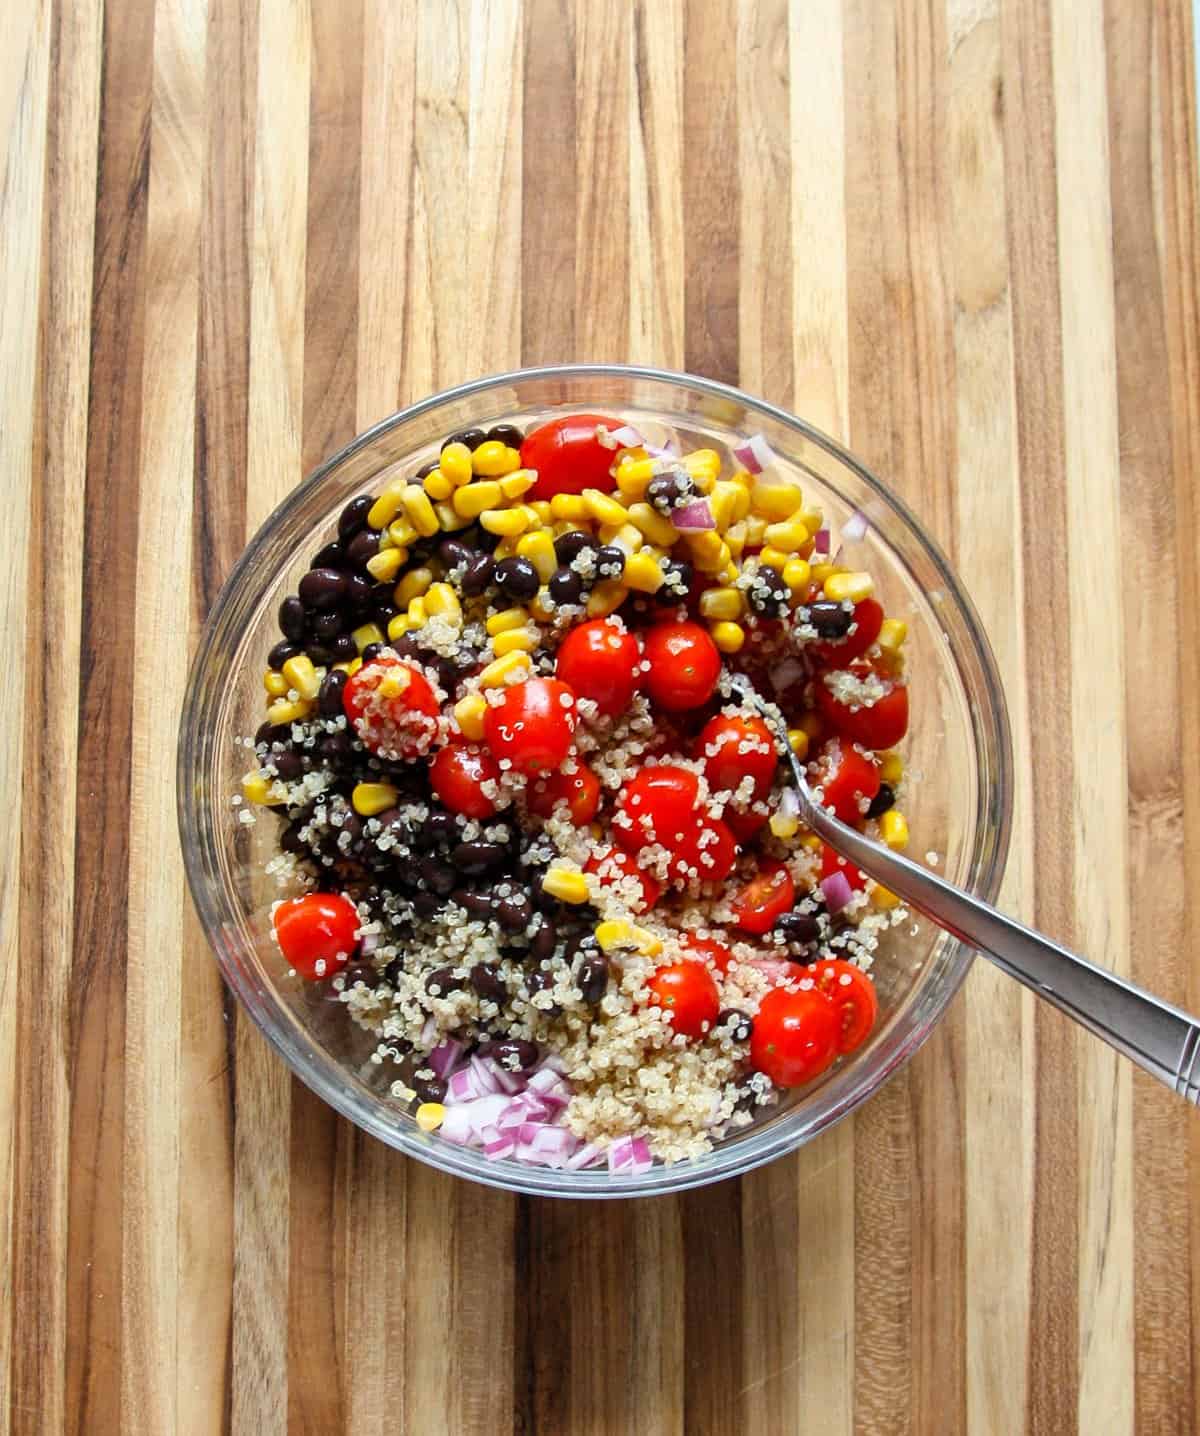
[
  {"x1": 279, "y1": 595, "x2": 307, "y2": 641},
  {"x1": 653, "y1": 558, "x2": 694, "y2": 604},
  {"x1": 529, "y1": 914, "x2": 557, "y2": 963},
  {"x1": 312, "y1": 539, "x2": 344, "y2": 569},
  {"x1": 496, "y1": 892, "x2": 532, "y2": 933},
  {"x1": 746, "y1": 564, "x2": 790, "y2": 618},
  {"x1": 330, "y1": 633, "x2": 357, "y2": 662},
  {"x1": 345, "y1": 530, "x2": 380, "y2": 570},
  {"x1": 445, "y1": 428, "x2": 487, "y2": 451},
  {"x1": 576, "y1": 952, "x2": 610, "y2": 1005},
  {"x1": 318, "y1": 731, "x2": 354, "y2": 770},
  {"x1": 280, "y1": 821, "x2": 307, "y2": 855},
  {"x1": 490, "y1": 1037, "x2": 539, "y2": 1073},
  {"x1": 424, "y1": 966, "x2": 462, "y2": 997},
  {"x1": 494, "y1": 556, "x2": 540, "y2": 601},
  {"x1": 422, "y1": 811, "x2": 458, "y2": 846},
  {"x1": 385, "y1": 633, "x2": 421, "y2": 664},
  {"x1": 317, "y1": 668, "x2": 348, "y2": 717},
  {"x1": 470, "y1": 963, "x2": 507, "y2": 1002},
  {"x1": 460, "y1": 553, "x2": 495, "y2": 597},
  {"x1": 271, "y1": 750, "x2": 304, "y2": 781},
  {"x1": 775, "y1": 909, "x2": 820, "y2": 946},
  {"x1": 594, "y1": 545, "x2": 626, "y2": 580},
  {"x1": 418, "y1": 857, "x2": 457, "y2": 896},
  {"x1": 646, "y1": 472, "x2": 695, "y2": 515},
  {"x1": 305, "y1": 642, "x2": 334, "y2": 665},
  {"x1": 267, "y1": 640, "x2": 298, "y2": 670},
  {"x1": 361, "y1": 642, "x2": 384, "y2": 664},
  {"x1": 311, "y1": 607, "x2": 345, "y2": 640},
  {"x1": 486, "y1": 423, "x2": 524, "y2": 449},
  {"x1": 338, "y1": 493, "x2": 375, "y2": 538},
  {"x1": 412, "y1": 1073, "x2": 447, "y2": 1105},
  {"x1": 524, "y1": 967, "x2": 561, "y2": 1014},
  {"x1": 342, "y1": 571, "x2": 374, "y2": 611},
  {"x1": 718, "y1": 1008, "x2": 753, "y2": 1042},
  {"x1": 299, "y1": 567, "x2": 347, "y2": 610},
  {"x1": 548, "y1": 567, "x2": 584, "y2": 605},
  {"x1": 553, "y1": 530, "x2": 596, "y2": 565},
  {"x1": 807, "y1": 599, "x2": 854, "y2": 638},
  {"x1": 438, "y1": 537, "x2": 473, "y2": 570},
  {"x1": 866, "y1": 783, "x2": 895, "y2": 818},
  {"x1": 452, "y1": 888, "x2": 497, "y2": 920},
  {"x1": 453, "y1": 840, "x2": 506, "y2": 874}
]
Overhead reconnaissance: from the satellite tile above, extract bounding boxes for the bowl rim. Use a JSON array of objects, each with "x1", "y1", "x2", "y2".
[{"x1": 178, "y1": 362, "x2": 1014, "y2": 1198}]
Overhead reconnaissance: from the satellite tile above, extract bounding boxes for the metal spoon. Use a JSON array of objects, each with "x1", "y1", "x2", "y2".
[{"x1": 735, "y1": 679, "x2": 1200, "y2": 1104}]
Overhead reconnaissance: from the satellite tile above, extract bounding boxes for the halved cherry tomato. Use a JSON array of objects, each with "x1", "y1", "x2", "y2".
[
  {"x1": 819, "y1": 841, "x2": 869, "y2": 893},
  {"x1": 730, "y1": 860, "x2": 795, "y2": 934},
  {"x1": 483, "y1": 677, "x2": 577, "y2": 775},
  {"x1": 645, "y1": 961, "x2": 720, "y2": 1039},
  {"x1": 343, "y1": 657, "x2": 440, "y2": 757},
  {"x1": 527, "y1": 762, "x2": 601, "y2": 825},
  {"x1": 670, "y1": 817, "x2": 737, "y2": 885},
  {"x1": 273, "y1": 892, "x2": 359, "y2": 981},
  {"x1": 696, "y1": 713, "x2": 778, "y2": 797},
  {"x1": 585, "y1": 847, "x2": 662, "y2": 913},
  {"x1": 430, "y1": 744, "x2": 501, "y2": 819},
  {"x1": 613, "y1": 764, "x2": 700, "y2": 854},
  {"x1": 815, "y1": 662, "x2": 909, "y2": 750},
  {"x1": 520, "y1": 413, "x2": 624, "y2": 500},
  {"x1": 810, "y1": 958, "x2": 878, "y2": 1054},
  {"x1": 724, "y1": 805, "x2": 769, "y2": 842},
  {"x1": 750, "y1": 986, "x2": 841, "y2": 1087},
  {"x1": 554, "y1": 619, "x2": 641, "y2": 717},
  {"x1": 682, "y1": 934, "x2": 733, "y2": 975},
  {"x1": 811, "y1": 596, "x2": 884, "y2": 665},
  {"x1": 815, "y1": 739, "x2": 880, "y2": 824},
  {"x1": 642, "y1": 621, "x2": 721, "y2": 712}
]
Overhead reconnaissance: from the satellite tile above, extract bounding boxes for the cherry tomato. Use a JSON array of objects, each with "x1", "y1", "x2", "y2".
[
  {"x1": 670, "y1": 817, "x2": 737, "y2": 885},
  {"x1": 273, "y1": 892, "x2": 359, "y2": 981},
  {"x1": 810, "y1": 958, "x2": 878, "y2": 1054},
  {"x1": 815, "y1": 739, "x2": 880, "y2": 825},
  {"x1": 527, "y1": 762, "x2": 601, "y2": 825},
  {"x1": 819, "y1": 841, "x2": 870, "y2": 893},
  {"x1": 343, "y1": 657, "x2": 441, "y2": 757},
  {"x1": 642, "y1": 622, "x2": 721, "y2": 712},
  {"x1": 613, "y1": 764, "x2": 700, "y2": 853},
  {"x1": 430, "y1": 744, "x2": 501, "y2": 819},
  {"x1": 815, "y1": 662, "x2": 909, "y2": 750},
  {"x1": 682, "y1": 934, "x2": 733, "y2": 975},
  {"x1": 811, "y1": 596, "x2": 884, "y2": 665},
  {"x1": 730, "y1": 860, "x2": 795, "y2": 935},
  {"x1": 725, "y1": 805, "x2": 769, "y2": 842},
  {"x1": 483, "y1": 677, "x2": 577, "y2": 775},
  {"x1": 750, "y1": 986, "x2": 841, "y2": 1087},
  {"x1": 585, "y1": 847, "x2": 662, "y2": 913},
  {"x1": 645, "y1": 961, "x2": 720, "y2": 1039},
  {"x1": 520, "y1": 413, "x2": 625, "y2": 500},
  {"x1": 696, "y1": 713, "x2": 778, "y2": 797},
  {"x1": 554, "y1": 619, "x2": 641, "y2": 716}
]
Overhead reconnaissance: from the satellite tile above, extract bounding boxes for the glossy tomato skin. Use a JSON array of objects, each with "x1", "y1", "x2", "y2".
[
  {"x1": 646, "y1": 961, "x2": 720, "y2": 1039},
  {"x1": 750, "y1": 986, "x2": 841, "y2": 1087},
  {"x1": 730, "y1": 860, "x2": 796, "y2": 934},
  {"x1": 274, "y1": 893, "x2": 359, "y2": 981},
  {"x1": 819, "y1": 842, "x2": 870, "y2": 893},
  {"x1": 613, "y1": 764, "x2": 700, "y2": 853},
  {"x1": 343, "y1": 657, "x2": 441, "y2": 757},
  {"x1": 483, "y1": 677, "x2": 577, "y2": 775},
  {"x1": 554, "y1": 619, "x2": 641, "y2": 716},
  {"x1": 811, "y1": 597, "x2": 884, "y2": 665},
  {"x1": 682, "y1": 934, "x2": 733, "y2": 975},
  {"x1": 724, "y1": 806, "x2": 769, "y2": 842},
  {"x1": 810, "y1": 958, "x2": 878, "y2": 1054},
  {"x1": 430, "y1": 744, "x2": 501, "y2": 819},
  {"x1": 816, "y1": 739, "x2": 880, "y2": 824},
  {"x1": 815, "y1": 663, "x2": 909, "y2": 750},
  {"x1": 520, "y1": 413, "x2": 624, "y2": 500},
  {"x1": 670, "y1": 817, "x2": 737, "y2": 885},
  {"x1": 642, "y1": 622, "x2": 721, "y2": 712},
  {"x1": 697, "y1": 713, "x2": 778, "y2": 797},
  {"x1": 585, "y1": 847, "x2": 663, "y2": 913},
  {"x1": 527, "y1": 762, "x2": 601, "y2": 825}
]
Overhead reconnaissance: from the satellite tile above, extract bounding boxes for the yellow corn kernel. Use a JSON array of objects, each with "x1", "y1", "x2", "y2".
[
  {"x1": 549, "y1": 494, "x2": 591, "y2": 523},
  {"x1": 342, "y1": 657, "x2": 363, "y2": 676},
  {"x1": 744, "y1": 514, "x2": 769, "y2": 547},
  {"x1": 530, "y1": 499, "x2": 553, "y2": 523},
  {"x1": 623, "y1": 551, "x2": 666, "y2": 593},
  {"x1": 626, "y1": 501, "x2": 677, "y2": 546},
  {"x1": 595, "y1": 920, "x2": 633, "y2": 952},
  {"x1": 798, "y1": 712, "x2": 824, "y2": 741},
  {"x1": 453, "y1": 693, "x2": 488, "y2": 741},
  {"x1": 266, "y1": 696, "x2": 313, "y2": 726},
  {"x1": 486, "y1": 606, "x2": 529, "y2": 636},
  {"x1": 586, "y1": 580, "x2": 629, "y2": 617},
  {"x1": 751, "y1": 480, "x2": 804, "y2": 521},
  {"x1": 493, "y1": 627, "x2": 537, "y2": 656},
  {"x1": 386, "y1": 613, "x2": 411, "y2": 642},
  {"x1": 769, "y1": 809, "x2": 800, "y2": 840},
  {"x1": 351, "y1": 622, "x2": 385, "y2": 653},
  {"x1": 824, "y1": 570, "x2": 874, "y2": 604},
  {"x1": 798, "y1": 832, "x2": 822, "y2": 853},
  {"x1": 698, "y1": 587, "x2": 745, "y2": 621},
  {"x1": 366, "y1": 547, "x2": 406, "y2": 582},
  {"x1": 281, "y1": 654, "x2": 320, "y2": 701},
  {"x1": 433, "y1": 500, "x2": 472, "y2": 532},
  {"x1": 352, "y1": 781, "x2": 400, "y2": 816},
  {"x1": 425, "y1": 582, "x2": 462, "y2": 623},
  {"x1": 810, "y1": 561, "x2": 845, "y2": 587},
  {"x1": 499, "y1": 469, "x2": 537, "y2": 500},
  {"x1": 879, "y1": 810, "x2": 909, "y2": 851},
  {"x1": 399, "y1": 484, "x2": 439, "y2": 537},
  {"x1": 598, "y1": 522, "x2": 643, "y2": 553},
  {"x1": 763, "y1": 518, "x2": 810, "y2": 553},
  {"x1": 439, "y1": 442, "x2": 473, "y2": 486},
  {"x1": 683, "y1": 449, "x2": 721, "y2": 485},
  {"x1": 387, "y1": 518, "x2": 418, "y2": 549},
  {"x1": 582, "y1": 487, "x2": 628, "y2": 527},
  {"x1": 378, "y1": 667, "x2": 412, "y2": 699},
  {"x1": 472, "y1": 440, "x2": 521, "y2": 477},
  {"x1": 241, "y1": 770, "x2": 276, "y2": 805},
  {"x1": 452, "y1": 480, "x2": 503, "y2": 519},
  {"x1": 529, "y1": 590, "x2": 556, "y2": 622},
  {"x1": 870, "y1": 883, "x2": 902, "y2": 911},
  {"x1": 724, "y1": 521, "x2": 747, "y2": 559},
  {"x1": 687, "y1": 530, "x2": 731, "y2": 573},
  {"x1": 879, "y1": 751, "x2": 903, "y2": 786},
  {"x1": 480, "y1": 507, "x2": 531, "y2": 537},
  {"x1": 720, "y1": 562, "x2": 740, "y2": 585},
  {"x1": 263, "y1": 669, "x2": 289, "y2": 698},
  {"x1": 800, "y1": 507, "x2": 825, "y2": 535},
  {"x1": 710, "y1": 621, "x2": 746, "y2": 654},
  {"x1": 415, "y1": 1102, "x2": 445, "y2": 1133},
  {"x1": 479, "y1": 650, "x2": 532, "y2": 688},
  {"x1": 787, "y1": 727, "x2": 810, "y2": 760},
  {"x1": 630, "y1": 925, "x2": 663, "y2": 957},
  {"x1": 492, "y1": 535, "x2": 521, "y2": 559},
  {"x1": 709, "y1": 482, "x2": 742, "y2": 530},
  {"x1": 783, "y1": 557, "x2": 811, "y2": 594},
  {"x1": 542, "y1": 867, "x2": 590, "y2": 904},
  {"x1": 406, "y1": 596, "x2": 427, "y2": 627},
  {"x1": 517, "y1": 530, "x2": 557, "y2": 581},
  {"x1": 394, "y1": 566, "x2": 434, "y2": 607},
  {"x1": 422, "y1": 469, "x2": 453, "y2": 501},
  {"x1": 758, "y1": 546, "x2": 788, "y2": 571},
  {"x1": 367, "y1": 477, "x2": 408, "y2": 529},
  {"x1": 878, "y1": 618, "x2": 908, "y2": 652}
]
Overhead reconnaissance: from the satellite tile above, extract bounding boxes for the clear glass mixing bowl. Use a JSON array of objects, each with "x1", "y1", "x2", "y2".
[{"x1": 178, "y1": 365, "x2": 1012, "y2": 1197}]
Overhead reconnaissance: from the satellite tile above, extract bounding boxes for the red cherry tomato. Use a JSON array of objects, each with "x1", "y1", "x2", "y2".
[
  {"x1": 670, "y1": 817, "x2": 738, "y2": 885},
  {"x1": 645, "y1": 961, "x2": 720, "y2": 1039},
  {"x1": 527, "y1": 762, "x2": 601, "y2": 825},
  {"x1": 815, "y1": 662, "x2": 909, "y2": 750},
  {"x1": 725, "y1": 805, "x2": 769, "y2": 842},
  {"x1": 430, "y1": 744, "x2": 501, "y2": 819},
  {"x1": 730, "y1": 860, "x2": 795, "y2": 934},
  {"x1": 696, "y1": 713, "x2": 778, "y2": 797},
  {"x1": 483, "y1": 677, "x2": 577, "y2": 775},
  {"x1": 815, "y1": 739, "x2": 880, "y2": 825},
  {"x1": 810, "y1": 958, "x2": 879, "y2": 1054},
  {"x1": 682, "y1": 934, "x2": 733, "y2": 975},
  {"x1": 819, "y1": 842, "x2": 870, "y2": 893},
  {"x1": 750, "y1": 986, "x2": 841, "y2": 1087},
  {"x1": 585, "y1": 847, "x2": 662, "y2": 913},
  {"x1": 811, "y1": 597, "x2": 884, "y2": 665},
  {"x1": 613, "y1": 764, "x2": 700, "y2": 853},
  {"x1": 273, "y1": 892, "x2": 359, "y2": 981},
  {"x1": 520, "y1": 413, "x2": 625, "y2": 500},
  {"x1": 343, "y1": 657, "x2": 441, "y2": 757},
  {"x1": 554, "y1": 619, "x2": 641, "y2": 716},
  {"x1": 642, "y1": 622, "x2": 721, "y2": 712}
]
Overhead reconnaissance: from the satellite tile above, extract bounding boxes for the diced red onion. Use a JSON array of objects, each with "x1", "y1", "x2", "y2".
[
  {"x1": 419, "y1": 1015, "x2": 437, "y2": 1047},
  {"x1": 438, "y1": 1104, "x2": 474, "y2": 1145},
  {"x1": 732, "y1": 433, "x2": 776, "y2": 474},
  {"x1": 429, "y1": 1038, "x2": 467, "y2": 1080},
  {"x1": 628, "y1": 1137, "x2": 654, "y2": 1175},
  {"x1": 469, "y1": 1054, "x2": 501, "y2": 1095},
  {"x1": 841, "y1": 510, "x2": 869, "y2": 543},
  {"x1": 484, "y1": 1132, "x2": 516, "y2": 1160},
  {"x1": 671, "y1": 498, "x2": 716, "y2": 531},
  {"x1": 564, "y1": 1141, "x2": 606, "y2": 1171},
  {"x1": 446, "y1": 1066, "x2": 480, "y2": 1104},
  {"x1": 813, "y1": 528, "x2": 831, "y2": 555},
  {"x1": 645, "y1": 440, "x2": 678, "y2": 459},
  {"x1": 770, "y1": 657, "x2": 807, "y2": 694},
  {"x1": 607, "y1": 1136, "x2": 637, "y2": 1172},
  {"x1": 527, "y1": 1068, "x2": 570, "y2": 1108},
  {"x1": 610, "y1": 423, "x2": 643, "y2": 448},
  {"x1": 495, "y1": 1099, "x2": 528, "y2": 1132},
  {"x1": 746, "y1": 957, "x2": 799, "y2": 983},
  {"x1": 490, "y1": 1062, "x2": 525, "y2": 1096},
  {"x1": 820, "y1": 870, "x2": 854, "y2": 914},
  {"x1": 359, "y1": 932, "x2": 381, "y2": 957},
  {"x1": 538, "y1": 1052, "x2": 567, "y2": 1076}
]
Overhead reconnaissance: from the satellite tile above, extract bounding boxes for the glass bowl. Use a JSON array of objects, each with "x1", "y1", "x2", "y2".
[{"x1": 178, "y1": 364, "x2": 1012, "y2": 1197}]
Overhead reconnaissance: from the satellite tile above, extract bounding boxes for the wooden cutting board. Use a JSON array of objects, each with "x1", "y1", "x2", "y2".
[{"x1": 3, "y1": 1, "x2": 1199, "y2": 1432}]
